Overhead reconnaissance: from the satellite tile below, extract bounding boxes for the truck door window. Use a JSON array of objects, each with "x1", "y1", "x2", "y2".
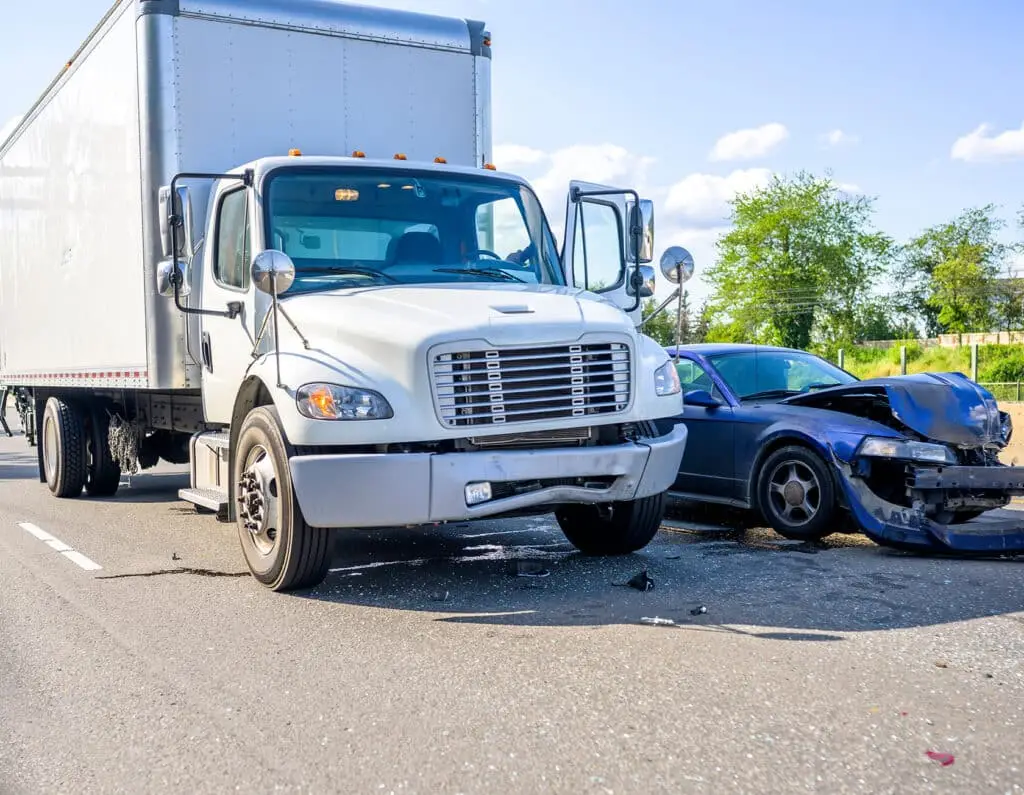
[
  {"x1": 572, "y1": 201, "x2": 623, "y2": 293},
  {"x1": 475, "y1": 197, "x2": 530, "y2": 262},
  {"x1": 214, "y1": 188, "x2": 250, "y2": 290}
]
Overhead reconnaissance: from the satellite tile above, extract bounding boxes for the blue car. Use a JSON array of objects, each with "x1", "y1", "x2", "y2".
[{"x1": 654, "y1": 343, "x2": 1024, "y2": 554}]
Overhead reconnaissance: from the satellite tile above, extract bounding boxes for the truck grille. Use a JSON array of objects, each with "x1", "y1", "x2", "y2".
[{"x1": 432, "y1": 343, "x2": 631, "y2": 428}]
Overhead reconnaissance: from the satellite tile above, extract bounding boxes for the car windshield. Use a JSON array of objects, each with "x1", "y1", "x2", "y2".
[
  {"x1": 709, "y1": 350, "x2": 858, "y2": 401},
  {"x1": 263, "y1": 167, "x2": 563, "y2": 295}
]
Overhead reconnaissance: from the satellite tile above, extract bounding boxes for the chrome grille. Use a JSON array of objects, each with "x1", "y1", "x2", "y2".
[{"x1": 432, "y1": 342, "x2": 631, "y2": 427}]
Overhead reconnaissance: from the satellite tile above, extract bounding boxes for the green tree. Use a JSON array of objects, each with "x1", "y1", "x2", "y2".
[
  {"x1": 895, "y1": 206, "x2": 1006, "y2": 337},
  {"x1": 705, "y1": 172, "x2": 893, "y2": 351},
  {"x1": 641, "y1": 291, "x2": 700, "y2": 347}
]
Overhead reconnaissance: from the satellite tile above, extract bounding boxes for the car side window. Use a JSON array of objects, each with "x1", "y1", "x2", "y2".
[
  {"x1": 675, "y1": 359, "x2": 725, "y2": 401},
  {"x1": 214, "y1": 188, "x2": 250, "y2": 290}
]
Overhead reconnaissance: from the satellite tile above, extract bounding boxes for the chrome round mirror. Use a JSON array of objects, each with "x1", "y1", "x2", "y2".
[
  {"x1": 660, "y1": 246, "x2": 694, "y2": 284},
  {"x1": 251, "y1": 250, "x2": 296, "y2": 295}
]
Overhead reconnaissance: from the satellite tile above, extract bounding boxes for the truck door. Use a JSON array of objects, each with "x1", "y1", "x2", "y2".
[
  {"x1": 200, "y1": 184, "x2": 257, "y2": 425},
  {"x1": 561, "y1": 180, "x2": 650, "y2": 326}
]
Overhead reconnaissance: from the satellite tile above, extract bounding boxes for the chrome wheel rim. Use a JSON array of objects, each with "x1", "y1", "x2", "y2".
[
  {"x1": 237, "y1": 444, "x2": 281, "y2": 557},
  {"x1": 42, "y1": 415, "x2": 57, "y2": 483},
  {"x1": 767, "y1": 460, "x2": 821, "y2": 527}
]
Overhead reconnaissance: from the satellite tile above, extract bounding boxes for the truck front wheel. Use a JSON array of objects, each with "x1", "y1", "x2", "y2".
[
  {"x1": 233, "y1": 406, "x2": 332, "y2": 592},
  {"x1": 555, "y1": 491, "x2": 667, "y2": 556},
  {"x1": 41, "y1": 396, "x2": 87, "y2": 498}
]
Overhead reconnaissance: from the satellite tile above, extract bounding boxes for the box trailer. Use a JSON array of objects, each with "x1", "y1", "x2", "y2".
[{"x1": 0, "y1": 0, "x2": 689, "y2": 591}]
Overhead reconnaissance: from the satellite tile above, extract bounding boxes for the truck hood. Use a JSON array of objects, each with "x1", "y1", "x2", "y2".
[
  {"x1": 276, "y1": 283, "x2": 635, "y2": 351},
  {"x1": 782, "y1": 372, "x2": 1005, "y2": 447}
]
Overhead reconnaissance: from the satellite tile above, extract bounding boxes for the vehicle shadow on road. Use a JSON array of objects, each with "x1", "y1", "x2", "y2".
[
  {"x1": 300, "y1": 512, "x2": 1023, "y2": 637},
  {"x1": 0, "y1": 448, "x2": 39, "y2": 481}
]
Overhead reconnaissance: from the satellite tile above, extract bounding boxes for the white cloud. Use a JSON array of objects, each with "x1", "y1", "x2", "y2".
[
  {"x1": 836, "y1": 181, "x2": 862, "y2": 194},
  {"x1": 0, "y1": 115, "x2": 23, "y2": 146},
  {"x1": 824, "y1": 129, "x2": 858, "y2": 147},
  {"x1": 709, "y1": 123, "x2": 788, "y2": 162},
  {"x1": 492, "y1": 143, "x2": 546, "y2": 169},
  {"x1": 664, "y1": 168, "x2": 773, "y2": 228},
  {"x1": 951, "y1": 122, "x2": 1024, "y2": 162},
  {"x1": 494, "y1": 142, "x2": 657, "y2": 238}
]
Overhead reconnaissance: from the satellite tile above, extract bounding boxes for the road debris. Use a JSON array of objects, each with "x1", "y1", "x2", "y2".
[
  {"x1": 640, "y1": 616, "x2": 676, "y2": 627},
  {"x1": 690, "y1": 605, "x2": 708, "y2": 616},
  {"x1": 935, "y1": 660, "x2": 950, "y2": 669},
  {"x1": 626, "y1": 569, "x2": 655, "y2": 592},
  {"x1": 925, "y1": 751, "x2": 955, "y2": 767}
]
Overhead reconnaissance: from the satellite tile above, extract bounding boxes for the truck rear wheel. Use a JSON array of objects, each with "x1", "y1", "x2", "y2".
[
  {"x1": 85, "y1": 407, "x2": 121, "y2": 497},
  {"x1": 554, "y1": 422, "x2": 668, "y2": 556},
  {"x1": 41, "y1": 397, "x2": 87, "y2": 498},
  {"x1": 233, "y1": 406, "x2": 332, "y2": 592}
]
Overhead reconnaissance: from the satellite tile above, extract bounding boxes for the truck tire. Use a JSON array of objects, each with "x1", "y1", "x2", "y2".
[
  {"x1": 41, "y1": 397, "x2": 87, "y2": 498},
  {"x1": 85, "y1": 407, "x2": 121, "y2": 497},
  {"x1": 233, "y1": 406, "x2": 332, "y2": 592},
  {"x1": 554, "y1": 422, "x2": 667, "y2": 556}
]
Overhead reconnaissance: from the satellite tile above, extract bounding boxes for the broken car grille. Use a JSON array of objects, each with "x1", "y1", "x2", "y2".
[{"x1": 432, "y1": 342, "x2": 632, "y2": 428}]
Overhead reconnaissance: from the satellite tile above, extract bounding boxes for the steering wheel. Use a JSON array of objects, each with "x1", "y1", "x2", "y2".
[{"x1": 475, "y1": 249, "x2": 503, "y2": 260}]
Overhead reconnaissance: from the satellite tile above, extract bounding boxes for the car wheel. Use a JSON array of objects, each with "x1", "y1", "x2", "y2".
[{"x1": 756, "y1": 445, "x2": 837, "y2": 542}]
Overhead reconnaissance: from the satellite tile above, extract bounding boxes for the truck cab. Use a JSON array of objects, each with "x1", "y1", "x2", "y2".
[{"x1": 161, "y1": 153, "x2": 687, "y2": 590}]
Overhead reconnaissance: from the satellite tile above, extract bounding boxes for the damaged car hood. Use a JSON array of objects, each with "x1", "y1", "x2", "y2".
[{"x1": 782, "y1": 372, "x2": 1004, "y2": 447}]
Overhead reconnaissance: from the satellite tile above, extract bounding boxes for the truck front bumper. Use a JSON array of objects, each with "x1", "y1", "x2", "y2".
[{"x1": 289, "y1": 424, "x2": 687, "y2": 529}]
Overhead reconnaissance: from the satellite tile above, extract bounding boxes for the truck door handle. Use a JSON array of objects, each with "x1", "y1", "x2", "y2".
[{"x1": 201, "y1": 332, "x2": 213, "y2": 372}]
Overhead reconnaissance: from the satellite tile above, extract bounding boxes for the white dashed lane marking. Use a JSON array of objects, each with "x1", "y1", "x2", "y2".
[{"x1": 17, "y1": 522, "x2": 103, "y2": 571}]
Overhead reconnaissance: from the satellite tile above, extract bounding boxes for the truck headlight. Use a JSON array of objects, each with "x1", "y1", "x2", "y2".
[
  {"x1": 653, "y1": 359, "x2": 681, "y2": 396},
  {"x1": 296, "y1": 383, "x2": 394, "y2": 420},
  {"x1": 857, "y1": 436, "x2": 956, "y2": 464}
]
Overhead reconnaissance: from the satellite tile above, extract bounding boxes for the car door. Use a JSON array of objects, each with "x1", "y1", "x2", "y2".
[
  {"x1": 200, "y1": 183, "x2": 258, "y2": 425},
  {"x1": 669, "y1": 356, "x2": 737, "y2": 502}
]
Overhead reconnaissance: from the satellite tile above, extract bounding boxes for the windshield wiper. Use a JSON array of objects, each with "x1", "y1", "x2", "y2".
[
  {"x1": 433, "y1": 267, "x2": 525, "y2": 283},
  {"x1": 302, "y1": 266, "x2": 399, "y2": 283},
  {"x1": 740, "y1": 389, "x2": 801, "y2": 401}
]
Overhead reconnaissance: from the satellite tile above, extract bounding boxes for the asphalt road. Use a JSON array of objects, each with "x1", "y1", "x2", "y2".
[{"x1": 1, "y1": 418, "x2": 1022, "y2": 795}]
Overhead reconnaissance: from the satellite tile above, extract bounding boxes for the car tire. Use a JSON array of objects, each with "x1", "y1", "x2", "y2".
[
  {"x1": 755, "y1": 445, "x2": 837, "y2": 542},
  {"x1": 554, "y1": 421, "x2": 667, "y2": 556},
  {"x1": 233, "y1": 406, "x2": 333, "y2": 592}
]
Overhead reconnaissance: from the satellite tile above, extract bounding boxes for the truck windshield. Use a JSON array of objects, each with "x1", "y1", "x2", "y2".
[{"x1": 263, "y1": 167, "x2": 563, "y2": 294}]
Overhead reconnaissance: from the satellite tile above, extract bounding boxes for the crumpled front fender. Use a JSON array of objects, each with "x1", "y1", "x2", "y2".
[{"x1": 831, "y1": 459, "x2": 1024, "y2": 555}]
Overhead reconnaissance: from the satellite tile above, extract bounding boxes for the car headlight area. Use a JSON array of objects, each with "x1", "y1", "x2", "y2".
[
  {"x1": 653, "y1": 359, "x2": 682, "y2": 397},
  {"x1": 296, "y1": 383, "x2": 394, "y2": 420},
  {"x1": 856, "y1": 436, "x2": 956, "y2": 465}
]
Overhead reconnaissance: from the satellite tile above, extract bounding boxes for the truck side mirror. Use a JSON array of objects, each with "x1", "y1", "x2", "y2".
[
  {"x1": 158, "y1": 185, "x2": 195, "y2": 260},
  {"x1": 626, "y1": 198, "x2": 654, "y2": 264},
  {"x1": 626, "y1": 264, "x2": 656, "y2": 298},
  {"x1": 156, "y1": 258, "x2": 191, "y2": 298}
]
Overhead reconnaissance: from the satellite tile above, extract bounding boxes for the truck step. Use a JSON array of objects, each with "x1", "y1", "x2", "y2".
[{"x1": 179, "y1": 486, "x2": 228, "y2": 516}]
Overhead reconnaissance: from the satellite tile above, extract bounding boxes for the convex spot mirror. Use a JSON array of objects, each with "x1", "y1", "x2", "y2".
[{"x1": 252, "y1": 250, "x2": 296, "y2": 296}]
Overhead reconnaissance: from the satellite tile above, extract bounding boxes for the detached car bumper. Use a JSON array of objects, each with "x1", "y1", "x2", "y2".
[
  {"x1": 836, "y1": 462, "x2": 1024, "y2": 555},
  {"x1": 288, "y1": 424, "x2": 688, "y2": 529}
]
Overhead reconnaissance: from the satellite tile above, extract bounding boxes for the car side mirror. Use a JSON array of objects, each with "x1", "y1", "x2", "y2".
[
  {"x1": 156, "y1": 258, "x2": 191, "y2": 298},
  {"x1": 251, "y1": 250, "x2": 296, "y2": 296},
  {"x1": 684, "y1": 389, "x2": 722, "y2": 409},
  {"x1": 627, "y1": 264, "x2": 656, "y2": 298},
  {"x1": 159, "y1": 185, "x2": 195, "y2": 260}
]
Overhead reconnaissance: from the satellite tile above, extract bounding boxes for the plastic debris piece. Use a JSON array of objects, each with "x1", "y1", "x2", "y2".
[
  {"x1": 640, "y1": 616, "x2": 676, "y2": 627},
  {"x1": 935, "y1": 660, "x2": 949, "y2": 669},
  {"x1": 690, "y1": 605, "x2": 708, "y2": 616},
  {"x1": 925, "y1": 751, "x2": 955, "y2": 767},
  {"x1": 626, "y1": 569, "x2": 655, "y2": 592},
  {"x1": 514, "y1": 560, "x2": 551, "y2": 578}
]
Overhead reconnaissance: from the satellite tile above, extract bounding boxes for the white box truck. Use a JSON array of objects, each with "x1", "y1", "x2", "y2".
[{"x1": 0, "y1": 0, "x2": 689, "y2": 591}]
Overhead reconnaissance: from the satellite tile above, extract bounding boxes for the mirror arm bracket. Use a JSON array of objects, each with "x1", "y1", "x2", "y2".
[{"x1": 167, "y1": 168, "x2": 254, "y2": 319}]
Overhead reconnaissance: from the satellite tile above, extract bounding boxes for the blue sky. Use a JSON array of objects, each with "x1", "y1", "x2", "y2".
[{"x1": 2, "y1": 0, "x2": 1023, "y2": 303}]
